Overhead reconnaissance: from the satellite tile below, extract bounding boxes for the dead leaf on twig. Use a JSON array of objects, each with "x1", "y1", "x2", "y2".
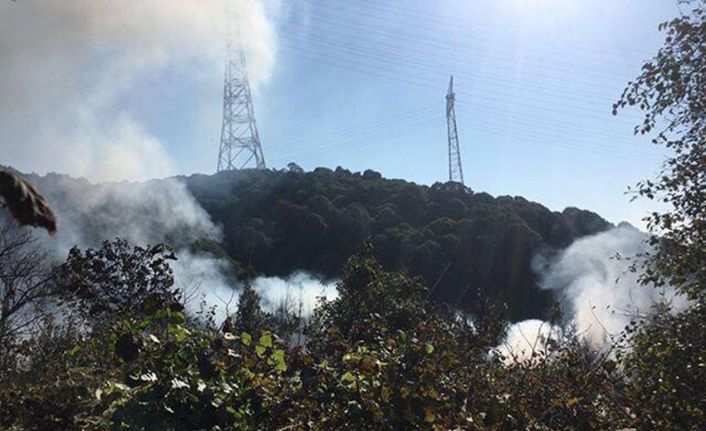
[{"x1": 0, "y1": 171, "x2": 57, "y2": 235}]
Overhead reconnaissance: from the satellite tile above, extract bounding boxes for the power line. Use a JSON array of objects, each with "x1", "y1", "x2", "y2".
[
  {"x1": 295, "y1": 0, "x2": 650, "y2": 65},
  {"x1": 278, "y1": 27, "x2": 627, "y2": 102},
  {"x1": 463, "y1": 119, "x2": 663, "y2": 163},
  {"x1": 454, "y1": 104, "x2": 650, "y2": 150},
  {"x1": 273, "y1": 119, "x2": 440, "y2": 162},
  {"x1": 327, "y1": 0, "x2": 652, "y2": 60},
  {"x1": 268, "y1": 106, "x2": 437, "y2": 152},
  {"x1": 280, "y1": 12, "x2": 639, "y2": 86},
  {"x1": 279, "y1": 46, "x2": 639, "y2": 127}
]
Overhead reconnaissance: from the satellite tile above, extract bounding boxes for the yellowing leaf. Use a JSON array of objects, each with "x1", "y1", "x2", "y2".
[
  {"x1": 400, "y1": 385, "x2": 411, "y2": 399},
  {"x1": 567, "y1": 397, "x2": 582, "y2": 407},
  {"x1": 424, "y1": 406, "x2": 436, "y2": 423}
]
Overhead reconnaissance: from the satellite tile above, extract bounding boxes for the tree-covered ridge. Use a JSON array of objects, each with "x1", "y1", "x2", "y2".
[
  {"x1": 185, "y1": 167, "x2": 610, "y2": 320},
  {"x1": 0, "y1": 164, "x2": 609, "y2": 321}
]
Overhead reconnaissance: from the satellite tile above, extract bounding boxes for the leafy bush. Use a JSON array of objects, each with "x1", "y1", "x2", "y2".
[{"x1": 5, "y1": 241, "x2": 703, "y2": 430}]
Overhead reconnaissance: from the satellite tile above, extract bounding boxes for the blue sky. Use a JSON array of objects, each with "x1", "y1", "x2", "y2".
[
  {"x1": 1, "y1": 0, "x2": 683, "y2": 227},
  {"x1": 241, "y1": 0, "x2": 677, "y2": 227}
]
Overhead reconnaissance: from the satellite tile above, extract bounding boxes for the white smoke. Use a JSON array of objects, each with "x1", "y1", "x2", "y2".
[
  {"x1": 25, "y1": 174, "x2": 232, "y2": 307},
  {"x1": 21, "y1": 172, "x2": 337, "y2": 326},
  {"x1": 184, "y1": 269, "x2": 338, "y2": 326},
  {"x1": 497, "y1": 319, "x2": 562, "y2": 364},
  {"x1": 535, "y1": 224, "x2": 688, "y2": 346},
  {"x1": 253, "y1": 272, "x2": 339, "y2": 316},
  {"x1": 1, "y1": 0, "x2": 283, "y2": 324},
  {"x1": 0, "y1": 0, "x2": 277, "y2": 181},
  {"x1": 497, "y1": 224, "x2": 688, "y2": 361},
  {"x1": 174, "y1": 250, "x2": 238, "y2": 323},
  {"x1": 36, "y1": 176, "x2": 219, "y2": 253}
]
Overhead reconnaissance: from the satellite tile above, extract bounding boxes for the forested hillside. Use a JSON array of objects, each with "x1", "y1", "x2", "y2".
[
  {"x1": 7, "y1": 165, "x2": 609, "y2": 321},
  {"x1": 184, "y1": 167, "x2": 611, "y2": 320}
]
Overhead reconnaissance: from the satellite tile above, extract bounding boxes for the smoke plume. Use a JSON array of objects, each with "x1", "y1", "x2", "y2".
[
  {"x1": 0, "y1": 0, "x2": 277, "y2": 181},
  {"x1": 496, "y1": 319, "x2": 561, "y2": 363},
  {"x1": 16, "y1": 170, "x2": 335, "y2": 326},
  {"x1": 1, "y1": 0, "x2": 284, "y2": 323},
  {"x1": 534, "y1": 224, "x2": 687, "y2": 346},
  {"x1": 184, "y1": 269, "x2": 338, "y2": 325},
  {"x1": 253, "y1": 272, "x2": 339, "y2": 315}
]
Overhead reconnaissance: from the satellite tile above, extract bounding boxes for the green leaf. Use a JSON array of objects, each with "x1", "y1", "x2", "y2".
[
  {"x1": 255, "y1": 345, "x2": 266, "y2": 358},
  {"x1": 171, "y1": 324, "x2": 190, "y2": 344},
  {"x1": 272, "y1": 349, "x2": 287, "y2": 372},
  {"x1": 259, "y1": 333, "x2": 273, "y2": 348},
  {"x1": 341, "y1": 371, "x2": 355, "y2": 383},
  {"x1": 241, "y1": 332, "x2": 252, "y2": 346}
]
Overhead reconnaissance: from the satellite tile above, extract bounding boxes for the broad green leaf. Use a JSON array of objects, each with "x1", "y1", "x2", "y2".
[
  {"x1": 241, "y1": 332, "x2": 252, "y2": 346},
  {"x1": 341, "y1": 371, "x2": 355, "y2": 383},
  {"x1": 272, "y1": 349, "x2": 287, "y2": 372},
  {"x1": 255, "y1": 345, "x2": 266, "y2": 358},
  {"x1": 259, "y1": 333, "x2": 273, "y2": 348},
  {"x1": 171, "y1": 324, "x2": 190, "y2": 344}
]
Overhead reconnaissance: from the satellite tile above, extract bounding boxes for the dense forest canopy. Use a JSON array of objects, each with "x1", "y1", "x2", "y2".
[
  {"x1": 184, "y1": 167, "x2": 610, "y2": 320},
  {"x1": 2, "y1": 165, "x2": 610, "y2": 321}
]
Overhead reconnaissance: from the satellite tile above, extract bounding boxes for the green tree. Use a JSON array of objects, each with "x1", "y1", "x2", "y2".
[
  {"x1": 228, "y1": 282, "x2": 268, "y2": 336},
  {"x1": 614, "y1": 0, "x2": 706, "y2": 301},
  {"x1": 614, "y1": 4, "x2": 706, "y2": 429},
  {"x1": 60, "y1": 239, "x2": 181, "y2": 325}
]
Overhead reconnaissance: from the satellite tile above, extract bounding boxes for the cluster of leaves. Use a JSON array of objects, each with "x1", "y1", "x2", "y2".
[
  {"x1": 614, "y1": 0, "x2": 706, "y2": 303},
  {"x1": 57, "y1": 239, "x2": 182, "y2": 323},
  {"x1": 621, "y1": 303, "x2": 706, "y2": 429},
  {"x1": 184, "y1": 168, "x2": 609, "y2": 321},
  {"x1": 2, "y1": 238, "x2": 704, "y2": 430}
]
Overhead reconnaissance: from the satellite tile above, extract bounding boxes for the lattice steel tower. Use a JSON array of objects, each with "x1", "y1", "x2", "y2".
[
  {"x1": 217, "y1": 11, "x2": 266, "y2": 172},
  {"x1": 446, "y1": 76, "x2": 464, "y2": 185}
]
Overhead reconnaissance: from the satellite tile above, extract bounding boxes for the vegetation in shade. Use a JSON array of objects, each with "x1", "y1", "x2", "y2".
[
  {"x1": 1, "y1": 237, "x2": 703, "y2": 430},
  {"x1": 6, "y1": 161, "x2": 611, "y2": 323},
  {"x1": 183, "y1": 167, "x2": 610, "y2": 322}
]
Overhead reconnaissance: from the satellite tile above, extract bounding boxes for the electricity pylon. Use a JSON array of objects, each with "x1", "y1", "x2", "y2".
[
  {"x1": 446, "y1": 76, "x2": 464, "y2": 185},
  {"x1": 217, "y1": 10, "x2": 266, "y2": 172}
]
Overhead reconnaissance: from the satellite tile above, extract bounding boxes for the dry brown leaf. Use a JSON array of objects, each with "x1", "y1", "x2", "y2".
[{"x1": 0, "y1": 171, "x2": 57, "y2": 235}]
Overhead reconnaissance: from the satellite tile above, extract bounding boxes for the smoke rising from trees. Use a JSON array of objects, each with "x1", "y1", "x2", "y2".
[{"x1": 502, "y1": 224, "x2": 689, "y2": 353}]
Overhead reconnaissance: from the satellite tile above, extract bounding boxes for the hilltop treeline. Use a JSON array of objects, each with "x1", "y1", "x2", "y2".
[
  {"x1": 185, "y1": 167, "x2": 610, "y2": 320},
  {"x1": 0, "y1": 163, "x2": 609, "y2": 321}
]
